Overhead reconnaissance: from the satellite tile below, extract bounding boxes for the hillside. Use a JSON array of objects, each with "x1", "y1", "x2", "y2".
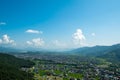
[
  {"x1": 0, "y1": 53, "x2": 35, "y2": 80},
  {"x1": 98, "y1": 49, "x2": 120, "y2": 62},
  {"x1": 71, "y1": 44, "x2": 120, "y2": 56}
]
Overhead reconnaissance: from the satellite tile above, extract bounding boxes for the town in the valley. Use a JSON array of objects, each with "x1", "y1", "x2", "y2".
[{"x1": 17, "y1": 53, "x2": 120, "y2": 80}]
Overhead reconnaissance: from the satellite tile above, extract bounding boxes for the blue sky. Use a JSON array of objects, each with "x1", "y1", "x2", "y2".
[{"x1": 0, "y1": 0, "x2": 120, "y2": 50}]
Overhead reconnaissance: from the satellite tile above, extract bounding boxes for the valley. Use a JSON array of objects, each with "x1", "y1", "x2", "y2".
[{"x1": 0, "y1": 44, "x2": 120, "y2": 80}]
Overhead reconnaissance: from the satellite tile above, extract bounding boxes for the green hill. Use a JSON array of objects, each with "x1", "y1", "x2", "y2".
[
  {"x1": 98, "y1": 49, "x2": 120, "y2": 62},
  {"x1": 71, "y1": 44, "x2": 120, "y2": 56},
  {"x1": 0, "y1": 53, "x2": 35, "y2": 80}
]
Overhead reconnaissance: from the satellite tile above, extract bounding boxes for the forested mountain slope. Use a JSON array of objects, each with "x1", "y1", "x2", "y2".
[{"x1": 0, "y1": 53, "x2": 35, "y2": 80}]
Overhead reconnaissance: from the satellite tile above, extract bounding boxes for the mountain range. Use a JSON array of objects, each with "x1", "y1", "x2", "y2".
[
  {"x1": 0, "y1": 43, "x2": 120, "y2": 62},
  {"x1": 71, "y1": 44, "x2": 120, "y2": 55}
]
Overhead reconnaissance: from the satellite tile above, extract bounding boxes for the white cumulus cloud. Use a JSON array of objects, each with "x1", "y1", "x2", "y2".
[
  {"x1": 0, "y1": 34, "x2": 15, "y2": 45},
  {"x1": 0, "y1": 22, "x2": 6, "y2": 25},
  {"x1": 72, "y1": 29, "x2": 86, "y2": 46},
  {"x1": 26, "y1": 38, "x2": 44, "y2": 47},
  {"x1": 26, "y1": 41, "x2": 33, "y2": 45},
  {"x1": 91, "y1": 33, "x2": 96, "y2": 36},
  {"x1": 26, "y1": 29, "x2": 42, "y2": 34},
  {"x1": 44, "y1": 40, "x2": 68, "y2": 50},
  {"x1": 0, "y1": 39, "x2": 2, "y2": 44}
]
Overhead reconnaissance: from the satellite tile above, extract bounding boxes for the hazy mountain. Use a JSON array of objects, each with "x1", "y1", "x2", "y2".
[
  {"x1": 0, "y1": 46, "x2": 49, "y2": 53},
  {"x1": 98, "y1": 48, "x2": 120, "y2": 62},
  {"x1": 71, "y1": 44, "x2": 120, "y2": 56},
  {"x1": 1, "y1": 43, "x2": 120, "y2": 58},
  {"x1": 0, "y1": 47, "x2": 20, "y2": 53}
]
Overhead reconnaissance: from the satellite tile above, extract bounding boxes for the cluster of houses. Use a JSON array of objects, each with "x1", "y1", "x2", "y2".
[
  {"x1": 17, "y1": 53, "x2": 120, "y2": 80},
  {"x1": 31, "y1": 59, "x2": 120, "y2": 80}
]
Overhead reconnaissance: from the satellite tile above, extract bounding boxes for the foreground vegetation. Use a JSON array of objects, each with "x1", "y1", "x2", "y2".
[{"x1": 0, "y1": 53, "x2": 35, "y2": 80}]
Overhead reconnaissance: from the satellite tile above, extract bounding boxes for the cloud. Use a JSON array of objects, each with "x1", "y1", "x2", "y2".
[
  {"x1": 52, "y1": 40, "x2": 67, "y2": 48},
  {"x1": 26, "y1": 41, "x2": 33, "y2": 45},
  {"x1": 26, "y1": 38, "x2": 44, "y2": 47},
  {"x1": 0, "y1": 34, "x2": 16, "y2": 45},
  {"x1": 0, "y1": 22, "x2": 6, "y2": 25},
  {"x1": 26, "y1": 29, "x2": 42, "y2": 34},
  {"x1": 91, "y1": 33, "x2": 96, "y2": 36},
  {"x1": 72, "y1": 29, "x2": 86, "y2": 46},
  {"x1": 0, "y1": 39, "x2": 2, "y2": 44},
  {"x1": 44, "y1": 40, "x2": 68, "y2": 50}
]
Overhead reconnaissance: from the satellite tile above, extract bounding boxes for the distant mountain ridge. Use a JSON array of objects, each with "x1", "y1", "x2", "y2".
[
  {"x1": 0, "y1": 44, "x2": 120, "y2": 58},
  {"x1": 0, "y1": 43, "x2": 120, "y2": 63},
  {"x1": 98, "y1": 48, "x2": 120, "y2": 62},
  {"x1": 71, "y1": 44, "x2": 120, "y2": 56},
  {"x1": 0, "y1": 47, "x2": 19, "y2": 53}
]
